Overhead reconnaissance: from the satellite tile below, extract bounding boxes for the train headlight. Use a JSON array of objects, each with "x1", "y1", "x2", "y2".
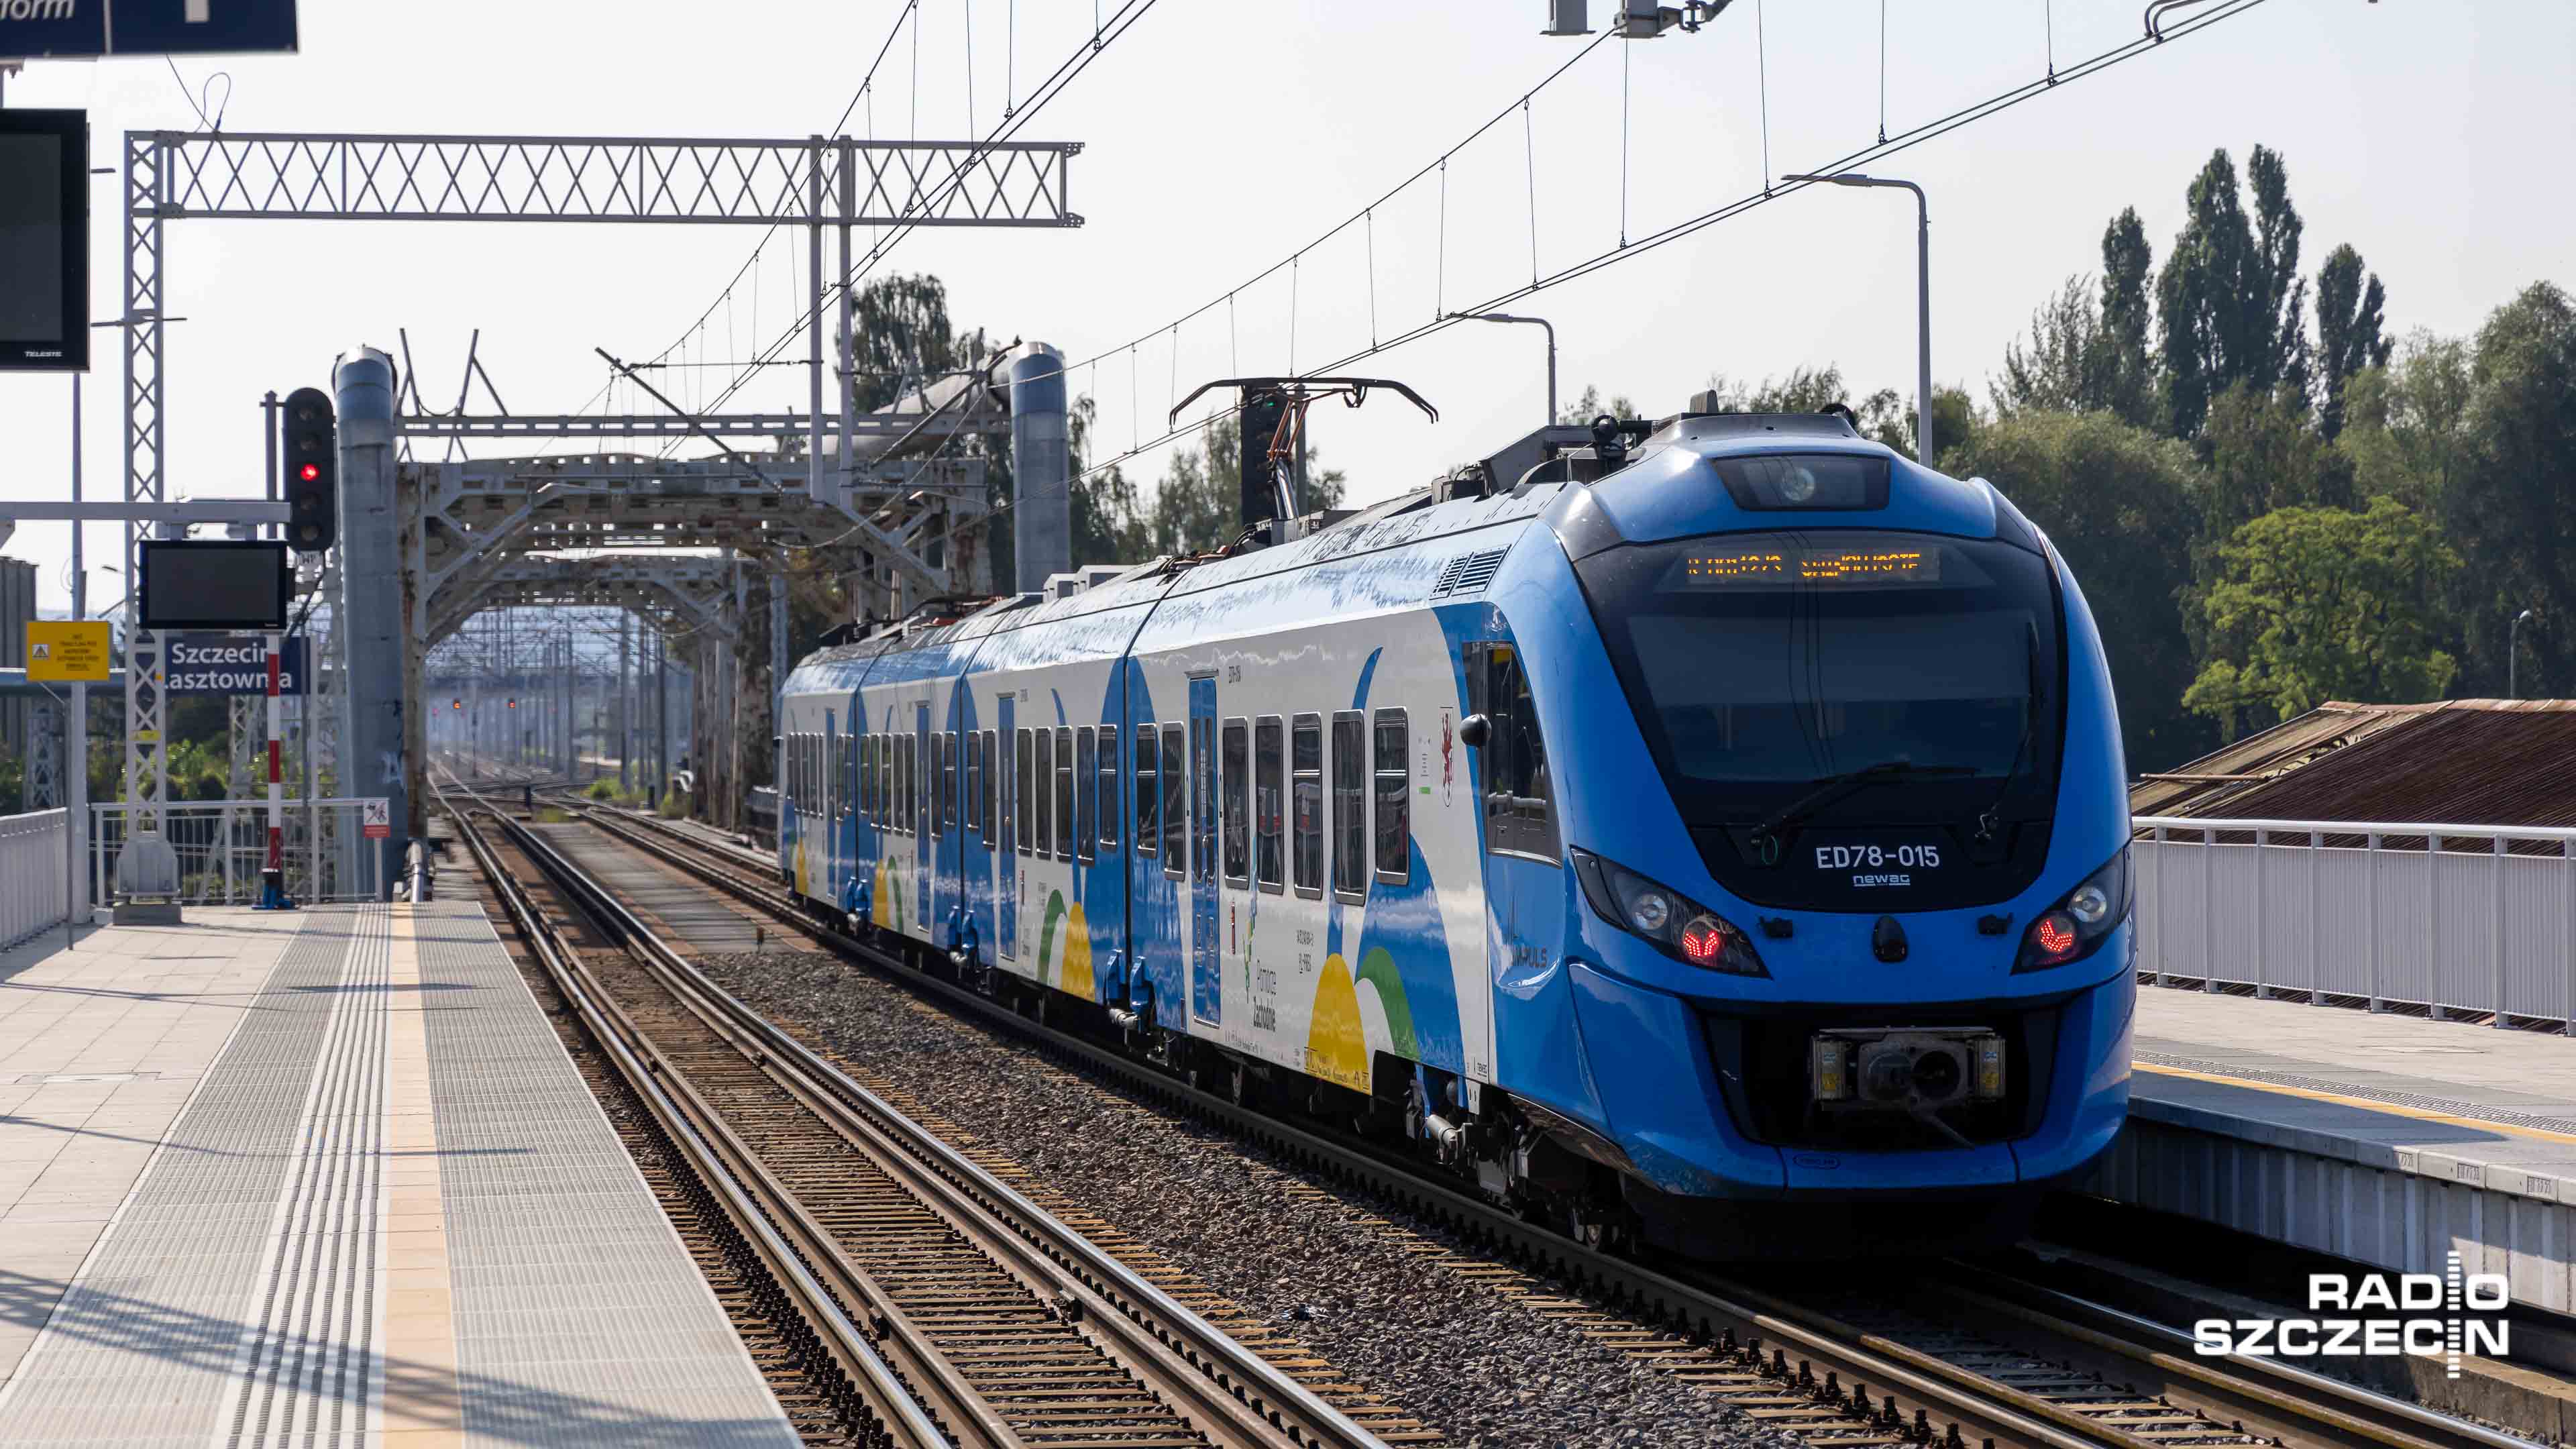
[
  {"x1": 1571, "y1": 848, "x2": 1767, "y2": 977},
  {"x1": 2016, "y1": 847, "x2": 2132, "y2": 972}
]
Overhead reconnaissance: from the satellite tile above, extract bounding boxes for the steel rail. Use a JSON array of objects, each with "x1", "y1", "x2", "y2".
[
  {"x1": 568, "y1": 806, "x2": 2095, "y2": 1448},
  {"x1": 470, "y1": 802, "x2": 1031, "y2": 1447},
  {"x1": 437, "y1": 791, "x2": 950, "y2": 1449},
  {"x1": 583, "y1": 802, "x2": 2526, "y2": 1449},
  {"x1": 506, "y1": 806, "x2": 1391, "y2": 1449}
]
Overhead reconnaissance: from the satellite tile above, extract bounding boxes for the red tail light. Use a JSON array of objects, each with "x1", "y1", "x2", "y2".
[
  {"x1": 1680, "y1": 918, "x2": 1726, "y2": 964},
  {"x1": 2032, "y1": 911, "x2": 2078, "y2": 959}
]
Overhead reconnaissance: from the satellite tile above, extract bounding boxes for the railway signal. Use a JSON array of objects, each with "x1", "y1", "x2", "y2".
[{"x1": 282, "y1": 386, "x2": 337, "y2": 553}]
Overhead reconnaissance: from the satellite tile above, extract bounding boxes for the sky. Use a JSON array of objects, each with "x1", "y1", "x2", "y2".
[{"x1": 0, "y1": 0, "x2": 2569, "y2": 616}]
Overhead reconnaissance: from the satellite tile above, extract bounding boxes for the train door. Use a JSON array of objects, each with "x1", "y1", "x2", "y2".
[
  {"x1": 1470, "y1": 641, "x2": 1564, "y2": 1085},
  {"x1": 998, "y1": 693, "x2": 1017, "y2": 959},
  {"x1": 1188, "y1": 675, "x2": 1220, "y2": 1026},
  {"x1": 824, "y1": 710, "x2": 839, "y2": 898},
  {"x1": 914, "y1": 701, "x2": 932, "y2": 934}
]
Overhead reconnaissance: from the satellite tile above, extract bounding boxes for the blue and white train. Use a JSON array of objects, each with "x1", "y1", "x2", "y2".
[{"x1": 777, "y1": 405, "x2": 2135, "y2": 1255}]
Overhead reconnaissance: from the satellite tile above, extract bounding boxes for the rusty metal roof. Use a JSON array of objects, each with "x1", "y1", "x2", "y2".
[{"x1": 2131, "y1": 700, "x2": 2576, "y2": 825}]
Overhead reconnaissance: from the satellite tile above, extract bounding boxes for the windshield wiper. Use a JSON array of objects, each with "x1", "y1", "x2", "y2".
[
  {"x1": 1974, "y1": 623, "x2": 2047, "y2": 847},
  {"x1": 1748, "y1": 759, "x2": 1976, "y2": 860}
]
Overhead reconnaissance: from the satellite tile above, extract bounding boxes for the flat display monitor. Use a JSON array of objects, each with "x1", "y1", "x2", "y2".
[
  {"x1": 0, "y1": 110, "x2": 88, "y2": 372},
  {"x1": 139, "y1": 541, "x2": 294, "y2": 631}
]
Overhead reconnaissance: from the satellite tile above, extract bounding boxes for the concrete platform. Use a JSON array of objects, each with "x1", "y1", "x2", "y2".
[
  {"x1": 2100, "y1": 983, "x2": 2576, "y2": 1311},
  {"x1": 0, "y1": 903, "x2": 799, "y2": 1448}
]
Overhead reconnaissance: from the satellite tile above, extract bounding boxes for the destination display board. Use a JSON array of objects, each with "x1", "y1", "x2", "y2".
[
  {"x1": 0, "y1": 111, "x2": 88, "y2": 372},
  {"x1": 137, "y1": 540, "x2": 292, "y2": 631}
]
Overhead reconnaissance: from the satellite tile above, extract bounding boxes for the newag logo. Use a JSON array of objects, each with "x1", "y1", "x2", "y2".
[{"x1": 2195, "y1": 1256, "x2": 2508, "y2": 1379}]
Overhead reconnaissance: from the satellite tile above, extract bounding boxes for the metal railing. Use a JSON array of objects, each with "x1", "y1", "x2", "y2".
[
  {"x1": 90, "y1": 800, "x2": 383, "y2": 908},
  {"x1": 0, "y1": 810, "x2": 70, "y2": 949},
  {"x1": 2133, "y1": 815, "x2": 2576, "y2": 1032}
]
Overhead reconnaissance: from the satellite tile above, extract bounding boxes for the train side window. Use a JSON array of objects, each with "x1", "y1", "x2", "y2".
[
  {"x1": 862, "y1": 735, "x2": 875, "y2": 822},
  {"x1": 1331, "y1": 712, "x2": 1366, "y2": 902},
  {"x1": 1033, "y1": 728, "x2": 1054, "y2": 859},
  {"x1": 875, "y1": 734, "x2": 890, "y2": 825},
  {"x1": 1075, "y1": 728, "x2": 1097, "y2": 865},
  {"x1": 1221, "y1": 718, "x2": 1250, "y2": 886},
  {"x1": 906, "y1": 733, "x2": 920, "y2": 835},
  {"x1": 1291, "y1": 714, "x2": 1324, "y2": 898},
  {"x1": 1373, "y1": 709, "x2": 1409, "y2": 884},
  {"x1": 1254, "y1": 716, "x2": 1285, "y2": 894},
  {"x1": 941, "y1": 732, "x2": 959, "y2": 834},
  {"x1": 1161, "y1": 724, "x2": 1187, "y2": 873},
  {"x1": 1097, "y1": 725, "x2": 1120, "y2": 851},
  {"x1": 1054, "y1": 727, "x2": 1075, "y2": 860},
  {"x1": 1133, "y1": 727, "x2": 1157, "y2": 857},
  {"x1": 892, "y1": 735, "x2": 908, "y2": 835},
  {"x1": 982, "y1": 731, "x2": 999, "y2": 847},
  {"x1": 1014, "y1": 729, "x2": 1032, "y2": 855},
  {"x1": 964, "y1": 731, "x2": 983, "y2": 837},
  {"x1": 1468, "y1": 644, "x2": 1561, "y2": 862},
  {"x1": 842, "y1": 736, "x2": 855, "y2": 819}
]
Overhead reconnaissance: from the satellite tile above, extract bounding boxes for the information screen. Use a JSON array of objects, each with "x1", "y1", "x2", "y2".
[
  {"x1": 139, "y1": 542, "x2": 292, "y2": 631},
  {"x1": 0, "y1": 111, "x2": 88, "y2": 372}
]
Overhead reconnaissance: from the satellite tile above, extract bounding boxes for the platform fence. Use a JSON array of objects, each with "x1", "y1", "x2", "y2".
[
  {"x1": 90, "y1": 800, "x2": 384, "y2": 908},
  {"x1": 0, "y1": 810, "x2": 70, "y2": 949},
  {"x1": 2132, "y1": 814, "x2": 2576, "y2": 1032}
]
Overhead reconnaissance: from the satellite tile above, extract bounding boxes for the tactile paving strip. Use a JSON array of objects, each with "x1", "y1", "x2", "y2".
[
  {"x1": 2137, "y1": 1050, "x2": 2576, "y2": 1135},
  {"x1": 0, "y1": 907, "x2": 375, "y2": 1449},
  {"x1": 407, "y1": 899, "x2": 798, "y2": 1447}
]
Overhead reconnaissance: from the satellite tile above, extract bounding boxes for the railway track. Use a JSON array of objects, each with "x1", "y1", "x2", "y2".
[
  {"x1": 437, "y1": 779, "x2": 1402, "y2": 1449},
  {"x1": 562, "y1": 798, "x2": 2537, "y2": 1449}
]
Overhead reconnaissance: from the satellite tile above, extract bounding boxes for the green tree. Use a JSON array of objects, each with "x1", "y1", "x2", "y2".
[
  {"x1": 2183, "y1": 498, "x2": 2459, "y2": 738},
  {"x1": 849, "y1": 274, "x2": 962, "y2": 411},
  {"x1": 2196, "y1": 380, "x2": 2355, "y2": 541},
  {"x1": 1558, "y1": 383, "x2": 1638, "y2": 423},
  {"x1": 1991, "y1": 276, "x2": 2110, "y2": 419},
  {"x1": 2450, "y1": 282, "x2": 2576, "y2": 694},
  {"x1": 1067, "y1": 394, "x2": 1151, "y2": 568},
  {"x1": 1944, "y1": 410, "x2": 2209, "y2": 768},
  {"x1": 2157, "y1": 146, "x2": 2309, "y2": 437},
  {"x1": 2099, "y1": 208, "x2": 2160, "y2": 428},
  {"x1": 2339, "y1": 332, "x2": 2475, "y2": 515},
  {"x1": 2313, "y1": 243, "x2": 2392, "y2": 440}
]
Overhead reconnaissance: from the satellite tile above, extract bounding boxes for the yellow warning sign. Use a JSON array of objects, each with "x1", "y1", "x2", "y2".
[{"x1": 26, "y1": 621, "x2": 111, "y2": 683}]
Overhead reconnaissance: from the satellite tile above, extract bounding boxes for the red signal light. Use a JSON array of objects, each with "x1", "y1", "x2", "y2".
[
  {"x1": 298, "y1": 463, "x2": 321, "y2": 482},
  {"x1": 452, "y1": 699, "x2": 462, "y2": 710},
  {"x1": 507, "y1": 699, "x2": 517, "y2": 708},
  {"x1": 2033, "y1": 912, "x2": 2078, "y2": 959}
]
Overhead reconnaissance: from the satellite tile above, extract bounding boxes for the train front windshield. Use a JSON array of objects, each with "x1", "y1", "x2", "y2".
[{"x1": 1577, "y1": 529, "x2": 2063, "y2": 832}]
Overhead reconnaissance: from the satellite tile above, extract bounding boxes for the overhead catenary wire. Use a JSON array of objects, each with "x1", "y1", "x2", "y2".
[
  {"x1": 1033, "y1": 0, "x2": 2282, "y2": 508},
  {"x1": 676, "y1": 0, "x2": 1165, "y2": 435}
]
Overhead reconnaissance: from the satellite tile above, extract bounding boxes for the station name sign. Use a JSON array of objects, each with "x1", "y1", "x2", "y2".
[
  {"x1": 0, "y1": 0, "x2": 298, "y2": 58},
  {"x1": 166, "y1": 634, "x2": 308, "y2": 697}
]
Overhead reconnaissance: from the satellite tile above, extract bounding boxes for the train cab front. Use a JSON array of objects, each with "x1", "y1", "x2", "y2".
[{"x1": 1517, "y1": 417, "x2": 2137, "y2": 1256}]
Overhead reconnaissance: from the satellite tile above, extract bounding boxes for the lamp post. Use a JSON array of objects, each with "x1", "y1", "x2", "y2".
[
  {"x1": 1446, "y1": 312, "x2": 1558, "y2": 428},
  {"x1": 1782, "y1": 171, "x2": 1932, "y2": 465},
  {"x1": 2512, "y1": 609, "x2": 2540, "y2": 699}
]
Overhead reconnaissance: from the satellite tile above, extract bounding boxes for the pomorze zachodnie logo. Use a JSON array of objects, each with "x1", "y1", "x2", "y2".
[{"x1": 2194, "y1": 1254, "x2": 2508, "y2": 1379}]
